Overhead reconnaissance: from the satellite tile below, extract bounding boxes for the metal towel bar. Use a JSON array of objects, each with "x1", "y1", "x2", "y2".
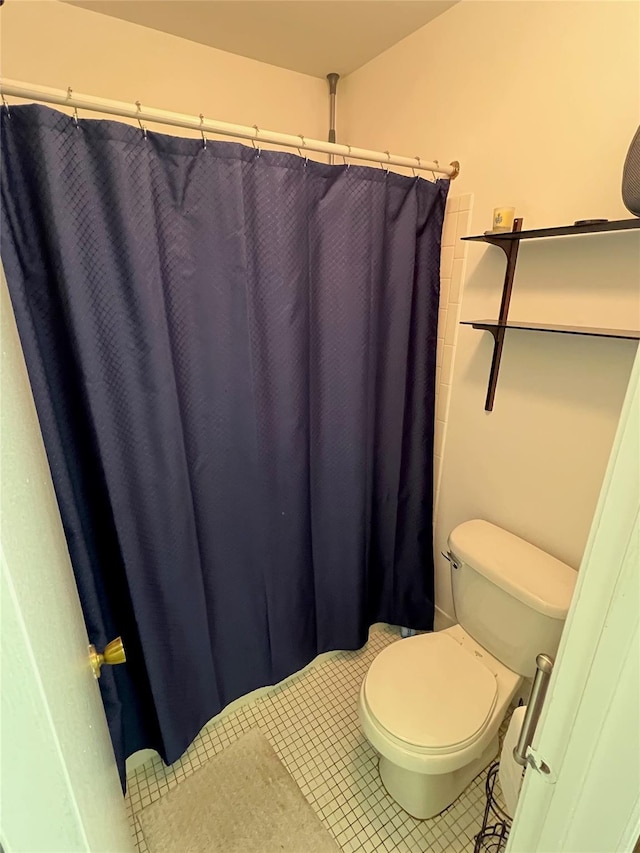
[{"x1": 513, "y1": 653, "x2": 554, "y2": 766}]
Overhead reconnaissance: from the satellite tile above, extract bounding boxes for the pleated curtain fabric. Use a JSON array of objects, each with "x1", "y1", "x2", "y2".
[{"x1": 1, "y1": 105, "x2": 448, "y2": 781}]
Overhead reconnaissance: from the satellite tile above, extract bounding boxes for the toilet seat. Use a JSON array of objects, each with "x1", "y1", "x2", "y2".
[{"x1": 363, "y1": 632, "x2": 498, "y2": 754}]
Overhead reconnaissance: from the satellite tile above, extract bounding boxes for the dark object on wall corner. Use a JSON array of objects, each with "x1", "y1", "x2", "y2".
[{"x1": 622, "y1": 126, "x2": 640, "y2": 216}]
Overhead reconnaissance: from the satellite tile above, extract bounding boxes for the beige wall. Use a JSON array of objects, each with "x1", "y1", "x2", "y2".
[
  {"x1": 0, "y1": 0, "x2": 327, "y2": 142},
  {"x1": 342, "y1": 0, "x2": 640, "y2": 620}
]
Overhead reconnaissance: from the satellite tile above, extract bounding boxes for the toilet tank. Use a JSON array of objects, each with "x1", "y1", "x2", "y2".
[{"x1": 448, "y1": 520, "x2": 577, "y2": 678}]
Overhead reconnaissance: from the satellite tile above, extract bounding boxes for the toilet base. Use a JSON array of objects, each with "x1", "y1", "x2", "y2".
[{"x1": 379, "y1": 735, "x2": 499, "y2": 819}]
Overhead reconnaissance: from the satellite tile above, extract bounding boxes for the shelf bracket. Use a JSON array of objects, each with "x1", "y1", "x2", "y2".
[{"x1": 481, "y1": 218, "x2": 523, "y2": 411}]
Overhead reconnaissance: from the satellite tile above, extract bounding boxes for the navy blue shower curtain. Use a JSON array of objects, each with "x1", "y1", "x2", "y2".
[{"x1": 1, "y1": 105, "x2": 447, "y2": 781}]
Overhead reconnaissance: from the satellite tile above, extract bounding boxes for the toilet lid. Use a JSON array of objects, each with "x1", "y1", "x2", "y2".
[{"x1": 364, "y1": 633, "x2": 498, "y2": 751}]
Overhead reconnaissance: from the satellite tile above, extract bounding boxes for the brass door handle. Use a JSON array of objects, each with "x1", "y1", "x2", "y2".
[{"x1": 89, "y1": 637, "x2": 126, "y2": 679}]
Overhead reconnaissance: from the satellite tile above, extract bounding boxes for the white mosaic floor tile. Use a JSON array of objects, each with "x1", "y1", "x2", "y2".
[{"x1": 126, "y1": 625, "x2": 504, "y2": 852}]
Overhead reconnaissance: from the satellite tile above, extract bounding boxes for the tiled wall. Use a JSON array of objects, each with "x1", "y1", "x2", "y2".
[{"x1": 434, "y1": 194, "x2": 473, "y2": 512}]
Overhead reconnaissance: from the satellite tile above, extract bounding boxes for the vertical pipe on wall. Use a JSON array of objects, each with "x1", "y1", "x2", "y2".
[{"x1": 326, "y1": 73, "x2": 340, "y2": 165}]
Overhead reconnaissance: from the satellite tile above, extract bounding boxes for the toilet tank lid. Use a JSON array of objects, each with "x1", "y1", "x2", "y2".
[{"x1": 448, "y1": 519, "x2": 577, "y2": 619}]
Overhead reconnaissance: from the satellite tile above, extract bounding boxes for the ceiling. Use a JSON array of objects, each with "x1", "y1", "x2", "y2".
[{"x1": 63, "y1": 1, "x2": 458, "y2": 79}]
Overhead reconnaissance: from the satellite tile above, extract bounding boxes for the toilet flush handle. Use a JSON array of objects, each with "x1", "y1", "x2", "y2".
[{"x1": 441, "y1": 550, "x2": 460, "y2": 570}]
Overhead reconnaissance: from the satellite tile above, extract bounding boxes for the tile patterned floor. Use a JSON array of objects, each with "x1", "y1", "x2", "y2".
[{"x1": 126, "y1": 625, "x2": 504, "y2": 852}]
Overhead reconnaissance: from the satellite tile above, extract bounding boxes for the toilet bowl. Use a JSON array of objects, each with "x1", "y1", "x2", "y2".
[
  {"x1": 359, "y1": 624, "x2": 521, "y2": 818},
  {"x1": 358, "y1": 519, "x2": 577, "y2": 820}
]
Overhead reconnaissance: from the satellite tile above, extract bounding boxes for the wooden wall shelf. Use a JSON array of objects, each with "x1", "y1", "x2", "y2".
[{"x1": 459, "y1": 217, "x2": 640, "y2": 411}]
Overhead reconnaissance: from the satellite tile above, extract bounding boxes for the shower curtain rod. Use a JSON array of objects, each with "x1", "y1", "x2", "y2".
[{"x1": 0, "y1": 79, "x2": 459, "y2": 179}]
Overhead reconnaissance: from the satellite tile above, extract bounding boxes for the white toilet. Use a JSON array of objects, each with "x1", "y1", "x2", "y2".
[{"x1": 359, "y1": 519, "x2": 577, "y2": 819}]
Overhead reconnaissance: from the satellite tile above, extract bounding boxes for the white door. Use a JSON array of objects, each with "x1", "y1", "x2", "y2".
[
  {"x1": 507, "y1": 345, "x2": 640, "y2": 852},
  {"x1": 0, "y1": 267, "x2": 133, "y2": 853}
]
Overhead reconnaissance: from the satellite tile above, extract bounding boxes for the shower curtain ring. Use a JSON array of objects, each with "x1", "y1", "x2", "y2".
[
  {"x1": 1, "y1": 92, "x2": 10, "y2": 116},
  {"x1": 66, "y1": 87, "x2": 79, "y2": 127},
  {"x1": 135, "y1": 101, "x2": 148, "y2": 140},
  {"x1": 298, "y1": 134, "x2": 308, "y2": 166},
  {"x1": 199, "y1": 113, "x2": 207, "y2": 150},
  {"x1": 384, "y1": 150, "x2": 391, "y2": 175},
  {"x1": 252, "y1": 124, "x2": 261, "y2": 157},
  {"x1": 413, "y1": 156, "x2": 421, "y2": 178},
  {"x1": 431, "y1": 159, "x2": 439, "y2": 181},
  {"x1": 343, "y1": 144, "x2": 351, "y2": 168}
]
